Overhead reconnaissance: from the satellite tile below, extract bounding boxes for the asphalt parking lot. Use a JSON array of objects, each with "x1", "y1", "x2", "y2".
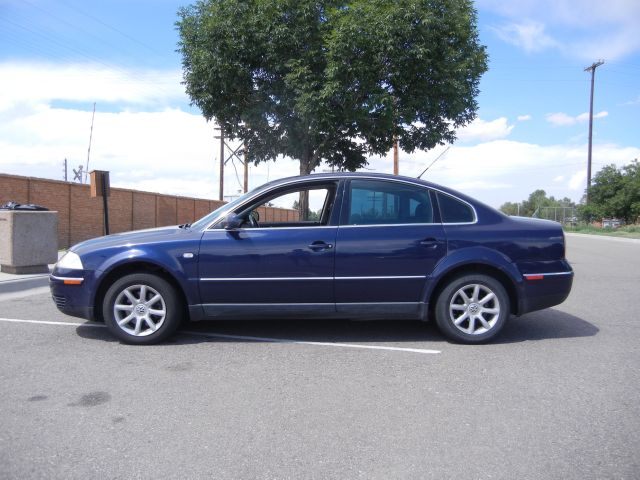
[{"x1": 0, "y1": 234, "x2": 638, "y2": 479}]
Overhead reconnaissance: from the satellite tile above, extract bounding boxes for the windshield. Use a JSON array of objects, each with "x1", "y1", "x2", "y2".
[{"x1": 189, "y1": 184, "x2": 267, "y2": 230}]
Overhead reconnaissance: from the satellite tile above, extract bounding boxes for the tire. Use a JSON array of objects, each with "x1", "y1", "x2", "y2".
[
  {"x1": 434, "y1": 274, "x2": 510, "y2": 344},
  {"x1": 103, "y1": 273, "x2": 181, "y2": 345}
]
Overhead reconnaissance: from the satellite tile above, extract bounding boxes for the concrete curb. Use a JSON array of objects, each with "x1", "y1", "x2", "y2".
[
  {"x1": 0, "y1": 251, "x2": 63, "y2": 294},
  {"x1": 0, "y1": 274, "x2": 50, "y2": 294}
]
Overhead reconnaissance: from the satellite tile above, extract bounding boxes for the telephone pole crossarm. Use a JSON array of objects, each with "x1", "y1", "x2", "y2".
[{"x1": 214, "y1": 125, "x2": 249, "y2": 199}]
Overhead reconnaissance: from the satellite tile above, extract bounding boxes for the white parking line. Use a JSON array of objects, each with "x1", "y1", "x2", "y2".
[
  {"x1": 181, "y1": 330, "x2": 441, "y2": 354},
  {"x1": 0, "y1": 317, "x2": 441, "y2": 355},
  {"x1": 0, "y1": 318, "x2": 103, "y2": 327}
]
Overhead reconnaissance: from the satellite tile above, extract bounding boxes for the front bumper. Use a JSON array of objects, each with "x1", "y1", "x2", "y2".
[{"x1": 49, "y1": 271, "x2": 96, "y2": 321}]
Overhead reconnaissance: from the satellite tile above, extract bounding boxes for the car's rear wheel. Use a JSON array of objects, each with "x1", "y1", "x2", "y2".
[
  {"x1": 103, "y1": 273, "x2": 181, "y2": 345},
  {"x1": 434, "y1": 274, "x2": 509, "y2": 343}
]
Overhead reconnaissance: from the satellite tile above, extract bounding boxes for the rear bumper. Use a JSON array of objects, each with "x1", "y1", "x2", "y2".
[{"x1": 518, "y1": 271, "x2": 573, "y2": 315}]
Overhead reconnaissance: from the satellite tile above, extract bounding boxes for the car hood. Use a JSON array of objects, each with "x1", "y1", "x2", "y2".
[{"x1": 71, "y1": 226, "x2": 192, "y2": 255}]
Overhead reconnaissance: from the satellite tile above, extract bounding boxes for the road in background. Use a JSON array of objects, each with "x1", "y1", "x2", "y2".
[{"x1": 0, "y1": 235, "x2": 638, "y2": 479}]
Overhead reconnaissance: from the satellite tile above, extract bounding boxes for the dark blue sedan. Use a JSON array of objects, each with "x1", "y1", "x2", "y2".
[{"x1": 50, "y1": 173, "x2": 573, "y2": 344}]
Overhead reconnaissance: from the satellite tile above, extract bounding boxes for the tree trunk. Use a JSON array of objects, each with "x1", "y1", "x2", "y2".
[{"x1": 298, "y1": 151, "x2": 313, "y2": 221}]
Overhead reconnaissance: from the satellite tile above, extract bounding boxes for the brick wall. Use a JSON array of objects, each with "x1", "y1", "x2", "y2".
[{"x1": 0, "y1": 174, "x2": 296, "y2": 249}]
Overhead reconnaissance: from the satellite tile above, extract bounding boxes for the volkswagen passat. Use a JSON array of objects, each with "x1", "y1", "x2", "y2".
[{"x1": 50, "y1": 173, "x2": 573, "y2": 344}]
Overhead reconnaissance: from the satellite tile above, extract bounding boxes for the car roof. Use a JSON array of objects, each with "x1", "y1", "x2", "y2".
[
  {"x1": 264, "y1": 172, "x2": 467, "y2": 200},
  {"x1": 259, "y1": 172, "x2": 503, "y2": 221}
]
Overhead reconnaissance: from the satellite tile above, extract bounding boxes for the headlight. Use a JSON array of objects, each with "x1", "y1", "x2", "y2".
[{"x1": 56, "y1": 251, "x2": 84, "y2": 270}]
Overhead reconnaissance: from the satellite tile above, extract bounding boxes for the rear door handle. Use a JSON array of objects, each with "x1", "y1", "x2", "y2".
[
  {"x1": 308, "y1": 241, "x2": 333, "y2": 251},
  {"x1": 420, "y1": 238, "x2": 441, "y2": 249}
]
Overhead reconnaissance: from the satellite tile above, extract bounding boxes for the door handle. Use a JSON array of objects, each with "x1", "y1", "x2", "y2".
[
  {"x1": 420, "y1": 238, "x2": 440, "y2": 249},
  {"x1": 308, "y1": 241, "x2": 333, "y2": 251}
]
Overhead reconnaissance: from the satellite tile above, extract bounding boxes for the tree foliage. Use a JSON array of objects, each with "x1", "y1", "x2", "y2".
[
  {"x1": 176, "y1": 0, "x2": 487, "y2": 177},
  {"x1": 500, "y1": 190, "x2": 575, "y2": 217},
  {"x1": 579, "y1": 160, "x2": 640, "y2": 223}
]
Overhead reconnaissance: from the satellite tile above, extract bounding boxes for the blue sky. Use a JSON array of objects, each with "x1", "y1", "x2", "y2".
[{"x1": 0, "y1": 0, "x2": 638, "y2": 208}]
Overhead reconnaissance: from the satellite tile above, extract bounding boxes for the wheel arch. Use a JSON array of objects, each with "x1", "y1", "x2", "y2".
[
  {"x1": 93, "y1": 261, "x2": 190, "y2": 322},
  {"x1": 428, "y1": 263, "x2": 520, "y2": 319}
]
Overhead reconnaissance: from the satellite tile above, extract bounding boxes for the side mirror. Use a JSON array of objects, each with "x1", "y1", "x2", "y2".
[{"x1": 223, "y1": 213, "x2": 243, "y2": 230}]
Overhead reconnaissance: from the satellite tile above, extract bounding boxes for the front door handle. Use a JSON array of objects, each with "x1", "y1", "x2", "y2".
[
  {"x1": 420, "y1": 238, "x2": 441, "y2": 249},
  {"x1": 308, "y1": 241, "x2": 333, "y2": 251}
]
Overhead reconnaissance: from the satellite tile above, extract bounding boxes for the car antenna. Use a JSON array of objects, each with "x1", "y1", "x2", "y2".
[{"x1": 417, "y1": 146, "x2": 450, "y2": 179}]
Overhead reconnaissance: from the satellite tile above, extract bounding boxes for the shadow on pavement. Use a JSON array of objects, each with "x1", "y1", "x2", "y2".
[
  {"x1": 497, "y1": 308, "x2": 599, "y2": 344},
  {"x1": 75, "y1": 308, "x2": 597, "y2": 346}
]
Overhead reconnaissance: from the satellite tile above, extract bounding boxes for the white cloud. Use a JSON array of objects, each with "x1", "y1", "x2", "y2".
[
  {"x1": 2, "y1": 98, "x2": 638, "y2": 208},
  {"x1": 478, "y1": 0, "x2": 640, "y2": 28},
  {"x1": 0, "y1": 62, "x2": 185, "y2": 112},
  {"x1": 517, "y1": 115, "x2": 532, "y2": 121},
  {"x1": 0, "y1": 62, "x2": 638, "y2": 210},
  {"x1": 568, "y1": 171, "x2": 587, "y2": 191},
  {"x1": 455, "y1": 117, "x2": 514, "y2": 143},
  {"x1": 491, "y1": 21, "x2": 557, "y2": 53},
  {"x1": 546, "y1": 111, "x2": 608, "y2": 126},
  {"x1": 480, "y1": 0, "x2": 640, "y2": 60},
  {"x1": 621, "y1": 95, "x2": 640, "y2": 106},
  {"x1": 365, "y1": 140, "x2": 640, "y2": 206},
  {"x1": 0, "y1": 103, "x2": 302, "y2": 200}
]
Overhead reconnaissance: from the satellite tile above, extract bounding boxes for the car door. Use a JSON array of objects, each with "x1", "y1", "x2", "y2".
[
  {"x1": 334, "y1": 178, "x2": 447, "y2": 319},
  {"x1": 197, "y1": 181, "x2": 340, "y2": 318}
]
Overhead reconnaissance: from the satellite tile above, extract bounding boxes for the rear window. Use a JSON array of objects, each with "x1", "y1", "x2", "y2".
[{"x1": 437, "y1": 193, "x2": 475, "y2": 223}]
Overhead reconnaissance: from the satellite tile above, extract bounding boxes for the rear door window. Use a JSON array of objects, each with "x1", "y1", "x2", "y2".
[
  {"x1": 437, "y1": 193, "x2": 475, "y2": 223},
  {"x1": 345, "y1": 180, "x2": 433, "y2": 225}
]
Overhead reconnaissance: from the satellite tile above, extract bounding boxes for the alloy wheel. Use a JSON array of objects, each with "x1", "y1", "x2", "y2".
[
  {"x1": 449, "y1": 283, "x2": 500, "y2": 335},
  {"x1": 113, "y1": 284, "x2": 167, "y2": 337}
]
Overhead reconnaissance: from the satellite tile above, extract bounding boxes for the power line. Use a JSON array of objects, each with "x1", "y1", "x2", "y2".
[
  {"x1": 56, "y1": 0, "x2": 167, "y2": 58},
  {"x1": 0, "y1": 16, "x2": 181, "y2": 100}
]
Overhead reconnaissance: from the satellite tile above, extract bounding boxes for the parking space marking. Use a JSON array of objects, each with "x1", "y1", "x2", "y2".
[
  {"x1": 0, "y1": 318, "x2": 104, "y2": 328},
  {"x1": 181, "y1": 330, "x2": 441, "y2": 354},
  {"x1": 0, "y1": 318, "x2": 441, "y2": 355}
]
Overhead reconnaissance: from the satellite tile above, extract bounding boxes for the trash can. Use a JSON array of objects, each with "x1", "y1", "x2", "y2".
[{"x1": 0, "y1": 203, "x2": 58, "y2": 274}]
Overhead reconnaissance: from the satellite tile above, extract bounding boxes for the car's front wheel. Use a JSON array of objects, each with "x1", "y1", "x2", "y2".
[
  {"x1": 434, "y1": 274, "x2": 509, "y2": 343},
  {"x1": 103, "y1": 273, "x2": 181, "y2": 345}
]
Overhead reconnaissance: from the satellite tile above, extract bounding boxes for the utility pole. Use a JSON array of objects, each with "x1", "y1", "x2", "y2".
[
  {"x1": 393, "y1": 137, "x2": 399, "y2": 175},
  {"x1": 243, "y1": 147, "x2": 249, "y2": 193},
  {"x1": 215, "y1": 125, "x2": 248, "y2": 199},
  {"x1": 584, "y1": 60, "x2": 604, "y2": 203},
  {"x1": 393, "y1": 96, "x2": 399, "y2": 175},
  {"x1": 63, "y1": 158, "x2": 68, "y2": 182},
  {"x1": 214, "y1": 127, "x2": 225, "y2": 201}
]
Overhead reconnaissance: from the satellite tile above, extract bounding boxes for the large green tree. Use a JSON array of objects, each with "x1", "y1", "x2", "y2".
[
  {"x1": 177, "y1": 0, "x2": 487, "y2": 177},
  {"x1": 579, "y1": 160, "x2": 640, "y2": 223}
]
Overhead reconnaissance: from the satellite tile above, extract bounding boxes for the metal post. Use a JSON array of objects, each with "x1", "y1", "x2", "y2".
[{"x1": 584, "y1": 60, "x2": 604, "y2": 203}]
